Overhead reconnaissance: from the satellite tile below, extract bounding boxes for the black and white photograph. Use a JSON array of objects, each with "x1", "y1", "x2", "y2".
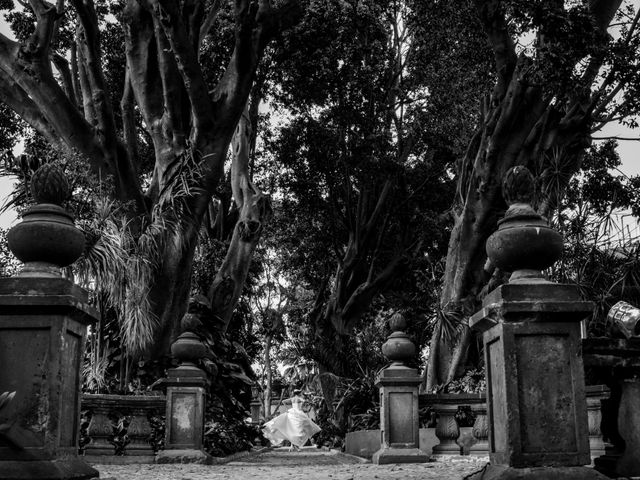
[{"x1": 0, "y1": 1, "x2": 639, "y2": 479}]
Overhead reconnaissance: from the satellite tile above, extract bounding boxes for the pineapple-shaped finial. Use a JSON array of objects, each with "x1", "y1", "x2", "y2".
[{"x1": 30, "y1": 163, "x2": 69, "y2": 205}]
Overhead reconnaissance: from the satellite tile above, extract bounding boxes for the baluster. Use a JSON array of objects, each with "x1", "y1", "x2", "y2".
[
  {"x1": 433, "y1": 402, "x2": 460, "y2": 455},
  {"x1": 470, "y1": 402, "x2": 489, "y2": 456},
  {"x1": 586, "y1": 385, "x2": 609, "y2": 459}
]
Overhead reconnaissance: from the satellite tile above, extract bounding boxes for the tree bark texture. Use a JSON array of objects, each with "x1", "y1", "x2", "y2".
[
  {"x1": 0, "y1": 0, "x2": 305, "y2": 358},
  {"x1": 425, "y1": 0, "x2": 625, "y2": 391},
  {"x1": 208, "y1": 103, "x2": 272, "y2": 331},
  {"x1": 310, "y1": 179, "x2": 411, "y2": 385}
]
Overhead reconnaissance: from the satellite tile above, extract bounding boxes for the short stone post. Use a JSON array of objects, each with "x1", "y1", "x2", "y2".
[
  {"x1": 467, "y1": 166, "x2": 608, "y2": 479},
  {"x1": 0, "y1": 164, "x2": 99, "y2": 479},
  {"x1": 250, "y1": 384, "x2": 262, "y2": 424},
  {"x1": 156, "y1": 330, "x2": 210, "y2": 464},
  {"x1": 372, "y1": 313, "x2": 429, "y2": 464}
]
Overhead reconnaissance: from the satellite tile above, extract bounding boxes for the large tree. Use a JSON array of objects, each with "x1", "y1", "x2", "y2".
[
  {"x1": 260, "y1": 0, "x2": 474, "y2": 397},
  {"x1": 424, "y1": 0, "x2": 640, "y2": 390},
  {"x1": 0, "y1": 0, "x2": 305, "y2": 358}
]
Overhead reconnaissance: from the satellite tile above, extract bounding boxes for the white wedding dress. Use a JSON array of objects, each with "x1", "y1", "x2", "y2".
[{"x1": 262, "y1": 396, "x2": 321, "y2": 448}]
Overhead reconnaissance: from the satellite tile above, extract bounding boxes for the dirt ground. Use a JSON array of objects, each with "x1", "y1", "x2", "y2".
[{"x1": 93, "y1": 447, "x2": 489, "y2": 480}]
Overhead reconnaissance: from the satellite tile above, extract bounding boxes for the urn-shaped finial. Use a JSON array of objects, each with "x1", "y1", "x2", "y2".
[
  {"x1": 486, "y1": 166, "x2": 563, "y2": 283},
  {"x1": 171, "y1": 330, "x2": 207, "y2": 366},
  {"x1": 381, "y1": 312, "x2": 416, "y2": 365},
  {"x1": 7, "y1": 163, "x2": 84, "y2": 277}
]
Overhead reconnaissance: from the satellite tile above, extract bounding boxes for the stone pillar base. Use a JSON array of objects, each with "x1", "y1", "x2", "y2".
[
  {"x1": 593, "y1": 455, "x2": 618, "y2": 478},
  {"x1": 464, "y1": 464, "x2": 610, "y2": 480},
  {"x1": 0, "y1": 458, "x2": 98, "y2": 480},
  {"x1": 372, "y1": 447, "x2": 429, "y2": 465},
  {"x1": 156, "y1": 449, "x2": 211, "y2": 464}
]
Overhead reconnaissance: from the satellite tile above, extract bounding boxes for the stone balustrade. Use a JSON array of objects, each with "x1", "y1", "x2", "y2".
[
  {"x1": 81, "y1": 393, "x2": 166, "y2": 463},
  {"x1": 421, "y1": 393, "x2": 487, "y2": 456},
  {"x1": 418, "y1": 387, "x2": 605, "y2": 459}
]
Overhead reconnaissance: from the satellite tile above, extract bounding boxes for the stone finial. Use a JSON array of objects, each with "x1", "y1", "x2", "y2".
[
  {"x1": 485, "y1": 166, "x2": 563, "y2": 283},
  {"x1": 170, "y1": 331, "x2": 207, "y2": 366},
  {"x1": 30, "y1": 163, "x2": 70, "y2": 205},
  {"x1": 7, "y1": 163, "x2": 84, "y2": 277},
  {"x1": 503, "y1": 166, "x2": 535, "y2": 206},
  {"x1": 381, "y1": 312, "x2": 416, "y2": 365}
]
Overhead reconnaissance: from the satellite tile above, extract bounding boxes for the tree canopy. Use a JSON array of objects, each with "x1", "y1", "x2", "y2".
[{"x1": 0, "y1": 0, "x2": 639, "y2": 405}]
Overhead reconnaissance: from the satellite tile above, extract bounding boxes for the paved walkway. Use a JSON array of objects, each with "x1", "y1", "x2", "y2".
[{"x1": 94, "y1": 447, "x2": 489, "y2": 480}]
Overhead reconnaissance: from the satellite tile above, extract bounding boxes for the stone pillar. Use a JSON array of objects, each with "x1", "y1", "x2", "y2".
[
  {"x1": 250, "y1": 384, "x2": 262, "y2": 424},
  {"x1": 0, "y1": 164, "x2": 99, "y2": 479},
  {"x1": 156, "y1": 331, "x2": 210, "y2": 464},
  {"x1": 467, "y1": 166, "x2": 608, "y2": 480},
  {"x1": 372, "y1": 313, "x2": 429, "y2": 465}
]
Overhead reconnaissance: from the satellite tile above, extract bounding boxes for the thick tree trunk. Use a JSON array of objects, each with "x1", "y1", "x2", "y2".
[
  {"x1": 209, "y1": 105, "x2": 271, "y2": 331},
  {"x1": 146, "y1": 226, "x2": 199, "y2": 359},
  {"x1": 424, "y1": 1, "x2": 622, "y2": 392},
  {"x1": 0, "y1": 0, "x2": 307, "y2": 364}
]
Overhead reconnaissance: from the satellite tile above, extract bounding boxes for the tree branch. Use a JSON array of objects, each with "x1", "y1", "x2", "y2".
[
  {"x1": 473, "y1": 0, "x2": 517, "y2": 97},
  {"x1": 208, "y1": 0, "x2": 308, "y2": 175},
  {"x1": 121, "y1": 67, "x2": 138, "y2": 165},
  {"x1": 71, "y1": 0, "x2": 120, "y2": 155},
  {"x1": 0, "y1": 1, "x2": 145, "y2": 208},
  {"x1": 26, "y1": 0, "x2": 59, "y2": 60},
  {"x1": 152, "y1": 0, "x2": 215, "y2": 135},
  {"x1": 52, "y1": 53, "x2": 74, "y2": 101},
  {"x1": 75, "y1": 34, "x2": 96, "y2": 124},
  {"x1": 122, "y1": 0, "x2": 165, "y2": 135},
  {"x1": 341, "y1": 254, "x2": 406, "y2": 331},
  {"x1": 591, "y1": 135, "x2": 640, "y2": 141},
  {"x1": 0, "y1": 73, "x2": 64, "y2": 149},
  {"x1": 198, "y1": 0, "x2": 223, "y2": 52},
  {"x1": 231, "y1": 103, "x2": 251, "y2": 209},
  {"x1": 589, "y1": 0, "x2": 624, "y2": 31},
  {"x1": 363, "y1": 180, "x2": 392, "y2": 237},
  {"x1": 70, "y1": 42, "x2": 82, "y2": 109}
]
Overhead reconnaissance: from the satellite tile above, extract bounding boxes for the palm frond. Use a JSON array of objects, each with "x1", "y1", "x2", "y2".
[
  {"x1": 75, "y1": 198, "x2": 158, "y2": 356},
  {"x1": 436, "y1": 304, "x2": 466, "y2": 344},
  {"x1": 82, "y1": 348, "x2": 111, "y2": 393}
]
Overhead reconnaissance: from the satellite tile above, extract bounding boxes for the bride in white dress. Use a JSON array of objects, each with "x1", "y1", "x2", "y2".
[{"x1": 262, "y1": 389, "x2": 321, "y2": 450}]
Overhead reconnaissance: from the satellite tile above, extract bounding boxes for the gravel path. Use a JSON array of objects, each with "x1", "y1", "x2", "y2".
[{"x1": 93, "y1": 448, "x2": 488, "y2": 480}]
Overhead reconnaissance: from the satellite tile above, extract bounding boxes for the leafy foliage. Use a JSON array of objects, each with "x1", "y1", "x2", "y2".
[
  {"x1": 444, "y1": 368, "x2": 486, "y2": 395},
  {"x1": 550, "y1": 140, "x2": 640, "y2": 336}
]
